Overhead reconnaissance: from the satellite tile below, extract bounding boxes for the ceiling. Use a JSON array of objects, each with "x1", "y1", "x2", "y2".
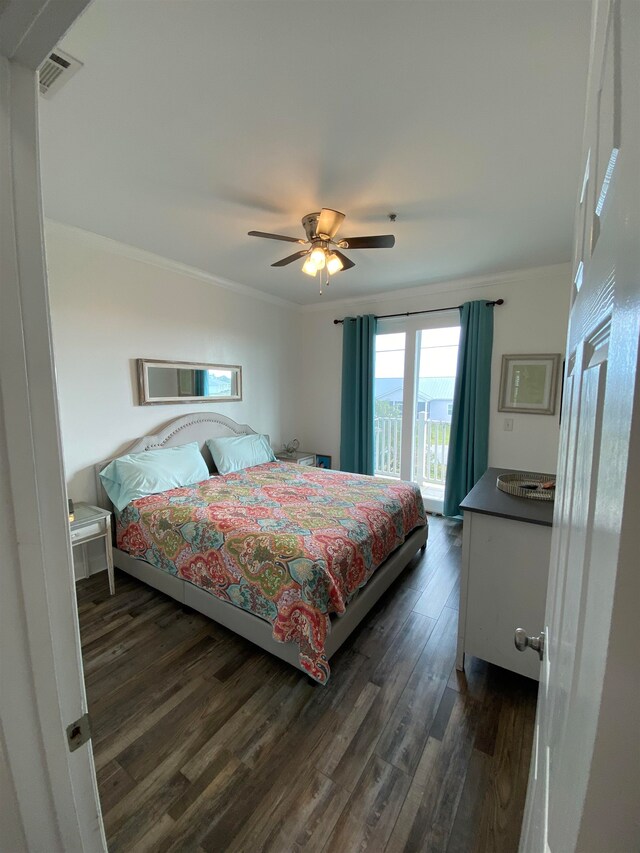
[{"x1": 39, "y1": 0, "x2": 591, "y2": 306}]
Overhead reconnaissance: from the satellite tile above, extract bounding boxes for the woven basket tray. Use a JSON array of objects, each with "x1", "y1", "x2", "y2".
[{"x1": 496, "y1": 472, "x2": 556, "y2": 501}]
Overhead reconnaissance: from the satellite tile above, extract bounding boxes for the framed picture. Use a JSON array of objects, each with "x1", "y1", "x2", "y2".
[
  {"x1": 316, "y1": 454, "x2": 332, "y2": 469},
  {"x1": 498, "y1": 353, "x2": 561, "y2": 415}
]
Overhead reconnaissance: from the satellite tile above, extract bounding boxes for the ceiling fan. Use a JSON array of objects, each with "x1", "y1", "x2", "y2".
[{"x1": 248, "y1": 208, "x2": 395, "y2": 293}]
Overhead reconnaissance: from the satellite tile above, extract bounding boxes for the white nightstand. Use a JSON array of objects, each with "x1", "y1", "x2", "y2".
[
  {"x1": 275, "y1": 451, "x2": 316, "y2": 466},
  {"x1": 70, "y1": 503, "x2": 115, "y2": 595}
]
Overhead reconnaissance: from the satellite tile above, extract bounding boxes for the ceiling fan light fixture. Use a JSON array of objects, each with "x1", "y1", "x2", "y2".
[
  {"x1": 326, "y1": 252, "x2": 343, "y2": 275},
  {"x1": 249, "y1": 208, "x2": 396, "y2": 287},
  {"x1": 302, "y1": 256, "x2": 318, "y2": 276},
  {"x1": 316, "y1": 208, "x2": 346, "y2": 240},
  {"x1": 310, "y1": 246, "x2": 326, "y2": 270}
]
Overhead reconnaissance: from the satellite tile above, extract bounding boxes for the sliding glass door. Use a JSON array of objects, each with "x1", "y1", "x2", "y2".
[
  {"x1": 374, "y1": 313, "x2": 460, "y2": 514},
  {"x1": 373, "y1": 332, "x2": 406, "y2": 478}
]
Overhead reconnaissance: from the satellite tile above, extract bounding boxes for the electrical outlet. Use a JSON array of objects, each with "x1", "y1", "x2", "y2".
[{"x1": 504, "y1": 418, "x2": 514, "y2": 431}]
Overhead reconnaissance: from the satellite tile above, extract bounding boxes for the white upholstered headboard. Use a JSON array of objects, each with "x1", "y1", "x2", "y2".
[{"x1": 94, "y1": 412, "x2": 258, "y2": 511}]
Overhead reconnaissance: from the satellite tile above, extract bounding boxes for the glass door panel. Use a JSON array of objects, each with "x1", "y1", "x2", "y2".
[
  {"x1": 413, "y1": 326, "x2": 460, "y2": 513},
  {"x1": 374, "y1": 317, "x2": 459, "y2": 515},
  {"x1": 374, "y1": 333, "x2": 405, "y2": 478}
]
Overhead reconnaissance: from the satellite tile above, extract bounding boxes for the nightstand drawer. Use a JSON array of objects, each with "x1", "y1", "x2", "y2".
[
  {"x1": 70, "y1": 520, "x2": 104, "y2": 542},
  {"x1": 275, "y1": 451, "x2": 316, "y2": 466},
  {"x1": 296, "y1": 455, "x2": 315, "y2": 466}
]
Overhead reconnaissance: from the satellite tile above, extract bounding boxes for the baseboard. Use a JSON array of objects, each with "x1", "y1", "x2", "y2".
[{"x1": 73, "y1": 551, "x2": 108, "y2": 582}]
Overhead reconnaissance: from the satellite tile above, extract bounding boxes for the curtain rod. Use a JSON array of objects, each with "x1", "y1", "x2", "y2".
[{"x1": 333, "y1": 298, "x2": 504, "y2": 325}]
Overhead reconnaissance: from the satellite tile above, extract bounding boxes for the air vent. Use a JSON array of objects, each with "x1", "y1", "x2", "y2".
[{"x1": 39, "y1": 50, "x2": 82, "y2": 99}]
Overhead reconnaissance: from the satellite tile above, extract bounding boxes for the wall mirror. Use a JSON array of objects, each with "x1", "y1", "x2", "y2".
[{"x1": 137, "y1": 359, "x2": 242, "y2": 405}]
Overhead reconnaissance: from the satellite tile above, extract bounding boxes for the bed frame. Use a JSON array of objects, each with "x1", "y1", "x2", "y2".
[{"x1": 95, "y1": 413, "x2": 428, "y2": 676}]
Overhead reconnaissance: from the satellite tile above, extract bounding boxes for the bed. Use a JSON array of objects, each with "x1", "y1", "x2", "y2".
[{"x1": 95, "y1": 413, "x2": 428, "y2": 683}]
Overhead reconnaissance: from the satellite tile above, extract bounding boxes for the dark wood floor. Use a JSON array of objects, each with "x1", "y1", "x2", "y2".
[{"x1": 76, "y1": 515, "x2": 537, "y2": 853}]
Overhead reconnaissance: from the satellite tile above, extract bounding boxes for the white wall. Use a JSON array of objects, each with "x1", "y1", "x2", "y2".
[
  {"x1": 46, "y1": 219, "x2": 571, "y2": 582},
  {"x1": 46, "y1": 222, "x2": 301, "y2": 575},
  {"x1": 296, "y1": 265, "x2": 571, "y2": 476}
]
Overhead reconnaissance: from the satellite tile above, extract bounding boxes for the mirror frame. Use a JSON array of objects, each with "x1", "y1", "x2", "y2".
[{"x1": 137, "y1": 358, "x2": 243, "y2": 405}]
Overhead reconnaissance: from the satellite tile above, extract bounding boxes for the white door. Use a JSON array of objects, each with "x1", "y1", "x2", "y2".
[
  {"x1": 519, "y1": 1, "x2": 640, "y2": 851},
  {"x1": 1, "y1": 3, "x2": 104, "y2": 850}
]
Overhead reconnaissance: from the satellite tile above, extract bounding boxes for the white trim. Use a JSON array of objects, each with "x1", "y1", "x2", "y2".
[
  {"x1": 45, "y1": 220, "x2": 571, "y2": 315},
  {"x1": 399, "y1": 331, "x2": 418, "y2": 483},
  {"x1": 300, "y1": 262, "x2": 571, "y2": 314},
  {"x1": 0, "y1": 0, "x2": 90, "y2": 67},
  {"x1": 45, "y1": 218, "x2": 298, "y2": 310}
]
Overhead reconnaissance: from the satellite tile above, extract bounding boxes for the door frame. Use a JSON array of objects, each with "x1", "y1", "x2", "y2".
[{"x1": 0, "y1": 2, "x2": 105, "y2": 850}]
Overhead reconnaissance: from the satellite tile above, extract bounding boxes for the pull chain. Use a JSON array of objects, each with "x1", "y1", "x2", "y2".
[{"x1": 319, "y1": 264, "x2": 331, "y2": 295}]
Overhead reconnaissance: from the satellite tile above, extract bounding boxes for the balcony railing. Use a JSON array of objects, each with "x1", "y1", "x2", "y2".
[{"x1": 374, "y1": 413, "x2": 451, "y2": 486}]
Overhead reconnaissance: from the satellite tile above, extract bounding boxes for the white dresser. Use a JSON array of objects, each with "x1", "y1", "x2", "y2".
[{"x1": 456, "y1": 468, "x2": 553, "y2": 681}]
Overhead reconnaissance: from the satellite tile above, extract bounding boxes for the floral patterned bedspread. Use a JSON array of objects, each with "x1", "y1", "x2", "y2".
[{"x1": 116, "y1": 462, "x2": 426, "y2": 683}]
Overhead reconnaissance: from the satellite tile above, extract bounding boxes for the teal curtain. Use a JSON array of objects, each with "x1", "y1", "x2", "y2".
[
  {"x1": 340, "y1": 315, "x2": 377, "y2": 474},
  {"x1": 194, "y1": 370, "x2": 206, "y2": 396},
  {"x1": 443, "y1": 300, "x2": 494, "y2": 516}
]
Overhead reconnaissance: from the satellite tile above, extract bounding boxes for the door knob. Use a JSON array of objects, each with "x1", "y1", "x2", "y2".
[{"x1": 514, "y1": 628, "x2": 545, "y2": 661}]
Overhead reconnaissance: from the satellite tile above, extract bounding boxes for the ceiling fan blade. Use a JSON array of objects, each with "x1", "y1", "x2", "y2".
[
  {"x1": 333, "y1": 250, "x2": 355, "y2": 271},
  {"x1": 340, "y1": 235, "x2": 395, "y2": 249},
  {"x1": 317, "y1": 208, "x2": 346, "y2": 240},
  {"x1": 271, "y1": 250, "x2": 309, "y2": 267},
  {"x1": 248, "y1": 230, "x2": 305, "y2": 244}
]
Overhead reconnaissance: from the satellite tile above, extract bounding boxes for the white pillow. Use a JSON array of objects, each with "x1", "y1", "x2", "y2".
[{"x1": 206, "y1": 434, "x2": 275, "y2": 475}]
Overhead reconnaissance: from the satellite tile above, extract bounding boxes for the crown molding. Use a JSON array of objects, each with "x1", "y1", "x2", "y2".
[
  {"x1": 299, "y1": 262, "x2": 571, "y2": 314},
  {"x1": 44, "y1": 220, "x2": 571, "y2": 316},
  {"x1": 43, "y1": 219, "x2": 300, "y2": 311}
]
